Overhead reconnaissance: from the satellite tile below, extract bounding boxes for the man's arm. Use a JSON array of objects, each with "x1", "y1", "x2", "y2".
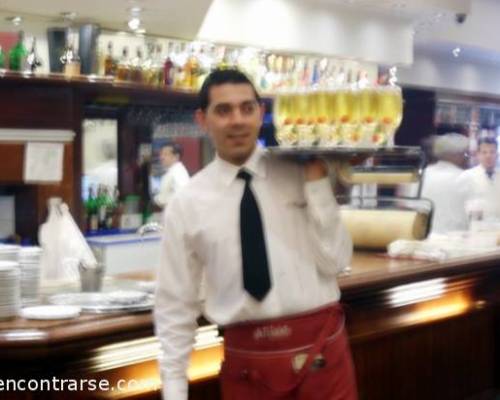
[
  {"x1": 154, "y1": 200, "x2": 202, "y2": 400},
  {"x1": 303, "y1": 160, "x2": 353, "y2": 276}
]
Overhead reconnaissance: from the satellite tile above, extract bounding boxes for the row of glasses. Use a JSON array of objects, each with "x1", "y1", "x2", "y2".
[{"x1": 273, "y1": 83, "x2": 403, "y2": 147}]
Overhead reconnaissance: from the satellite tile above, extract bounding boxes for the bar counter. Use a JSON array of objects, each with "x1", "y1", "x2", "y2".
[{"x1": 0, "y1": 251, "x2": 499, "y2": 399}]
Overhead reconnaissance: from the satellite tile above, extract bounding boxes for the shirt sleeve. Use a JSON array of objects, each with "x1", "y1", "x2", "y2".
[
  {"x1": 304, "y1": 177, "x2": 352, "y2": 276},
  {"x1": 154, "y1": 199, "x2": 203, "y2": 400}
]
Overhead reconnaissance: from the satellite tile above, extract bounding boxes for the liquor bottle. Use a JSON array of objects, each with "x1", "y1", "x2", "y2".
[
  {"x1": 183, "y1": 45, "x2": 200, "y2": 90},
  {"x1": 173, "y1": 43, "x2": 187, "y2": 89},
  {"x1": 104, "y1": 187, "x2": 116, "y2": 230},
  {"x1": 130, "y1": 47, "x2": 143, "y2": 83},
  {"x1": 153, "y1": 44, "x2": 165, "y2": 87},
  {"x1": 163, "y1": 42, "x2": 175, "y2": 87},
  {"x1": 85, "y1": 186, "x2": 98, "y2": 232},
  {"x1": 197, "y1": 44, "x2": 213, "y2": 90},
  {"x1": 26, "y1": 37, "x2": 42, "y2": 72},
  {"x1": 0, "y1": 46, "x2": 5, "y2": 69},
  {"x1": 8, "y1": 31, "x2": 28, "y2": 71},
  {"x1": 104, "y1": 41, "x2": 116, "y2": 76},
  {"x1": 96, "y1": 185, "x2": 107, "y2": 231},
  {"x1": 116, "y1": 47, "x2": 131, "y2": 81},
  {"x1": 216, "y1": 46, "x2": 230, "y2": 69},
  {"x1": 142, "y1": 42, "x2": 155, "y2": 85},
  {"x1": 60, "y1": 33, "x2": 81, "y2": 77}
]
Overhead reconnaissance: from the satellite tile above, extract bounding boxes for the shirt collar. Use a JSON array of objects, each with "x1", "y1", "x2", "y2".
[{"x1": 214, "y1": 146, "x2": 267, "y2": 186}]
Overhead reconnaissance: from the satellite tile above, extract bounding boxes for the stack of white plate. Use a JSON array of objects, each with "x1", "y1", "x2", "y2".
[
  {"x1": 0, "y1": 244, "x2": 20, "y2": 262},
  {"x1": 0, "y1": 261, "x2": 21, "y2": 319},
  {"x1": 19, "y1": 247, "x2": 42, "y2": 305}
]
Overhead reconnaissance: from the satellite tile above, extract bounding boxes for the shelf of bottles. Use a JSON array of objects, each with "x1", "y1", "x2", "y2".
[{"x1": 0, "y1": 28, "x2": 402, "y2": 148}]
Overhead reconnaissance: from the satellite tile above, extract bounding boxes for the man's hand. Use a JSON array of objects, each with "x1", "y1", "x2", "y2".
[{"x1": 304, "y1": 159, "x2": 328, "y2": 181}]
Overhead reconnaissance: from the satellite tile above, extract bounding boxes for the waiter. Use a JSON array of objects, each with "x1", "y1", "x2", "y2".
[
  {"x1": 154, "y1": 142, "x2": 190, "y2": 208},
  {"x1": 420, "y1": 133, "x2": 469, "y2": 233},
  {"x1": 154, "y1": 69, "x2": 357, "y2": 400},
  {"x1": 457, "y1": 137, "x2": 500, "y2": 222}
]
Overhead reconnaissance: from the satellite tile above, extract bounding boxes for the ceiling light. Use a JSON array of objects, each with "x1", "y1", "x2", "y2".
[
  {"x1": 60, "y1": 11, "x2": 77, "y2": 21},
  {"x1": 452, "y1": 47, "x2": 461, "y2": 57},
  {"x1": 128, "y1": 17, "x2": 141, "y2": 31},
  {"x1": 129, "y1": 6, "x2": 142, "y2": 14},
  {"x1": 6, "y1": 16, "x2": 23, "y2": 26},
  {"x1": 136, "y1": 28, "x2": 146, "y2": 34}
]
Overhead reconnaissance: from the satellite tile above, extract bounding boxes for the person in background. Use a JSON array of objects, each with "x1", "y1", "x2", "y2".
[
  {"x1": 153, "y1": 142, "x2": 190, "y2": 208},
  {"x1": 154, "y1": 69, "x2": 356, "y2": 400},
  {"x1": 457, "y1": 136, "x2": 500, "y2": 223},
  {"x1": 420, "y1": 133, "x2": 469, "y2": 233},
  {"x1": 396, "y1": 135, "x2": 438, "y2": 199}
]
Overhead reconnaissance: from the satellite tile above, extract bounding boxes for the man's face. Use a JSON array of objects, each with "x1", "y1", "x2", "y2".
[
  {"x1": 160, "y1": 146, "x2": 177, "y2": 168},
  {"x1": 196, "y1": 83, "x2": 264, "y2": 165},
  {"x1": 477, "y1": 143, "x2": 498, "y2": 171}
]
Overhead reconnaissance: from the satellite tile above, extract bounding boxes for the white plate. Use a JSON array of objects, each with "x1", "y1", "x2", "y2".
[
  {"x1": 108, "y1": 290, "x2": 148, "y2": 305},
  {"x1": 21, "y1": 305, "x2": 81, "y2": 320}
]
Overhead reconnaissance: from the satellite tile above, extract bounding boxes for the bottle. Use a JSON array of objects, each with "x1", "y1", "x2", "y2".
[
  {"x1": 60, "y1": 33, "x2": 81, "y2": 77},
  {"x1": 130, "y1": 47, "x2": 144, "y2": 83},
  {"x1": 153, "y1": 44, "x2": 165, "y2": 87},
  {"x1": 26, "y1": 37, "x2": 42, "y2": 73},
  {"x1": 0, "y1": 46, "x2": 5, "y2": 69},
  {"x1": 173, "y1": 43, "x2": 187, "y2": 89},
  {"x1": 104, "y1": 41, "x2": 116, "y2": 76},
  {"x1": 85, "y1": 186, "x2": 98, "y2": 232},
  {"x1": 163, "y1": 42, "x2": 175, "y2": 87},
  {"x1": 8, "y1": 31, "x2": 28, "y2": 71},
  {"x1": 96, "y1": 185, "x2": 107, "y2": 231},
  {"x1": 142, "y1": 43, "x2": 155, "y2": 85},
  {"x1": 116, "y1": 47, "x2": 131, "y2": 81},
  {"x1": 105, "y1": 187, "x2": 116, "y2": 229},
  {"x1": 183, "y1": 45, "x2": 200, "y2": 90}
]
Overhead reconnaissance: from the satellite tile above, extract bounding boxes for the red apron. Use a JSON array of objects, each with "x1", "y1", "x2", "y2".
[{"x1": 220, "y1": 303, "x2": 358, "y2": 400}]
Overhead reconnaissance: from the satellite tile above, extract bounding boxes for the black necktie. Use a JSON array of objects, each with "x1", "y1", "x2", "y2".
[
  {"x1": 237, "y1": 169, "x2": 271, "y2": 301},
  {"x1": 486, "y1": 170, "x2": 495, "y2": 180}
]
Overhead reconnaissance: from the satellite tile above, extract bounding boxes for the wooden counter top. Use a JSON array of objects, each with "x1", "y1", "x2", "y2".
[
  {"x1": 340, "y1": 250, "x2": 500, "y2": 294},
  {"x1": 0, "y1": 251, "x2": 499, "y2": 357}
]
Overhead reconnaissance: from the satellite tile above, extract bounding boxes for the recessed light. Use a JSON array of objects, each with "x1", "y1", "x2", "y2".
[
  {"x1": 60, "y1": 11, "x2": 77, "y2": 20},
  {"x1": 129, "y1": 6, "x2": 142, "y2": 14},
  {"x1": 128, "y1": 17, "x2": 141, "y2": 31},
  {"x1": 6, "y1": 16, "x2": 23, "y2": 26},
  {"x1": 452, "y1": 47, "x2": 461, "y2": 57}
]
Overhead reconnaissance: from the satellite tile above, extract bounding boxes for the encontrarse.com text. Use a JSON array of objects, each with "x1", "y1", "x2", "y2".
[{"x1": 0, "y1": 378, "x2": 161, "y2": 392}]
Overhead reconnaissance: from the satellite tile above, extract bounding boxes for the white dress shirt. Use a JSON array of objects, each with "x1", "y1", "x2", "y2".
[
  {"x1": 154, "y1": 147, "x2": 352, "y2": 400},
  {"x1": 457, "y1": 165, "x2": 500, "y2": 221},
  {"x1": 420, "y1": 161, "x2": 468, "y2": 233},
  {"x1": 154, "y1": 161, "x2": 190, "y2": 208}
]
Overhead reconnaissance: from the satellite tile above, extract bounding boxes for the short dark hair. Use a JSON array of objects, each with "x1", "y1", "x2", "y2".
[
  {"x1": 478, "y1": 137, "x2": 498, "y2": 149},
  {"x1": 162, "y1": 142, "x2": 183, "y2": 157},
  {"x1": 198, "y1": 68, "x2": 261, "y2": 111}
]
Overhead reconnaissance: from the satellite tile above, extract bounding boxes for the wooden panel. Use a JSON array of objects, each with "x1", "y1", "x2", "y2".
[
  {"x1": 350, "y1": 309, "x2": 495, "y2": 400},
  {"x1": 0, "y1": 142, "x2": 76, "y2": 242},
  {"x1": 0, "y1": 84, "x2": 74, "y2": 129},
  {"x1": 0, "y1": 143, "x2": 24, "y2": 182}
]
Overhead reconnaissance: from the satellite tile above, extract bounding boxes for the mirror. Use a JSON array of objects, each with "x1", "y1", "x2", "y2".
[{"x1": 82, "y1": 118, "x2": 118, "y2": 200}]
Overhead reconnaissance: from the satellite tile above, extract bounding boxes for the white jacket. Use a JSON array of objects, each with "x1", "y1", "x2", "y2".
[
  {"x1": 421, "y1": 161, "x2": 468, "y2": 233},
  {"x1": 457, "y1": 165, "x2": 500, "y2": 220},
  {"x1": 154, "y1": 162, "x2": 190, "y2": 208}
]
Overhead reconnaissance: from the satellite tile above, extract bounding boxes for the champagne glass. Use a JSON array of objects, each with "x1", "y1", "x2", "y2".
[
  {"x1": 376, "y1": 85, "x2": 403, "y2": 146},
  {"x1": 359, "y1": 86, "x2": 380, "y2": 146}
]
